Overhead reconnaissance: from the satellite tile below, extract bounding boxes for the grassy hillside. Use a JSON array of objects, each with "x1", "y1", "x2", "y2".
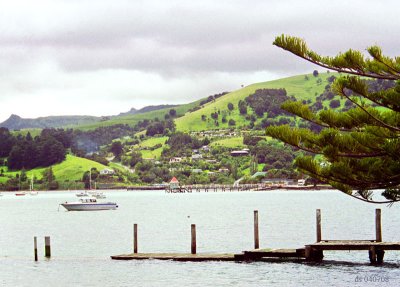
[
  {"x1": 175, "y1": 73, "x2": 334, "y2": 131},
  {"x1": 1, "y1": 154, "x2": 107, "y2": 182}
]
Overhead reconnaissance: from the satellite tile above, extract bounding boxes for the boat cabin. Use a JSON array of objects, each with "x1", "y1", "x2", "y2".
[{"x1": 80, "y1": 198, "x2": 98, "y2": 203}]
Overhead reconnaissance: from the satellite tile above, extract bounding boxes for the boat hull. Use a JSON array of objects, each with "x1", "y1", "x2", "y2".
[{"x1": 61, "y1": 202, "x2": 118, "y2": 211}]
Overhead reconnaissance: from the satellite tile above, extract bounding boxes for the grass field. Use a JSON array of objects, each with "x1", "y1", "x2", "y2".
[
  {"x1": 139, "y1": 136, "x2": 168, "y2": 147},
  {"x1": 175, "y1": 73, "x2": 334, "y2": 131},
  {"x1": 210, "y1": 137, "x2": 244, "y2": 148},
  {"x1": 136, "y1": 136, "x2": 168, "y2": 159}
]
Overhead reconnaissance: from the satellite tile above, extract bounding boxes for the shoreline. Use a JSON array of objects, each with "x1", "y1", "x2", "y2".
[{"x1": 0, "y1": 185, "x2": 334, "y2": 193}]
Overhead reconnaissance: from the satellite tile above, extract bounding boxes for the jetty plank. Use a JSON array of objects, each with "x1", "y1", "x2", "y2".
[
  {"x1": 308, "y1": 240, "x2": 400, "y2": 251},
  {"x1": 243, "y1": 248, "x2": 305, "y2": 260},
  {"x1": 111, "y1": 253, "x2": 236, "y2": 262}
]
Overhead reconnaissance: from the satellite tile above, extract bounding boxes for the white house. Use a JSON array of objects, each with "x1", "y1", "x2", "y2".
[
  {"x1": 191, "y1": 154, "x2": 203, "y2": 160},
  {"x1": 100, "y1": 168, "x2": 115, "y2": 175},
  {"x1": 169, "y1": 157, "x2": 183, "y2": 164}
]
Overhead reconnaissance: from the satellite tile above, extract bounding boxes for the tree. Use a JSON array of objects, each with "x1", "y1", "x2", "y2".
[
  {"x1": 266, "y1": 34, "x2": 400, "y2": 203},
  {"x1": 227, "y1": 102, "x2": 234, "y2": 111},
  {"x1": 110, "y1": 141, "x2": 123, "y2": 160},
  {"x1": 129, "y1": 151, "x2": 143, "y2": 168},
  {"x1": 329, "y1": 99, "x2": 341, "y2": 109},
  {"x1": 42, "y1": 167, "x2": 59, "y2": 190},
  {"x1": 169, "y1": 109, "x2": 177, "y2": 117},
  {"x1": 238, "y1": 100, "x2": 247, "y2": 115},
  {"x1": 0, "y1": 127, "x2": 15, "y2": 157}
]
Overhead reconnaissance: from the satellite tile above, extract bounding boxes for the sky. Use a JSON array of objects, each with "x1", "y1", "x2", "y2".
[{"x1": 0, "y1": 0, "x2": 399, "y2": 122}]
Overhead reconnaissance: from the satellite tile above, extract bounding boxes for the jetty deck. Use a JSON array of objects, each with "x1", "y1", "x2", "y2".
[
  {"x1": 307, "y1": 240, "x2": 400, "y2": 250},
  {"x1": 111, "y1": 253, "x2": 236, "y2": 262}
]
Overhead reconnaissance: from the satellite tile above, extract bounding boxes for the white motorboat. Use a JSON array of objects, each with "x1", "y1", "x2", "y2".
[{"x1": 60, "y1": 197, "x2": 118, "y2": 211}]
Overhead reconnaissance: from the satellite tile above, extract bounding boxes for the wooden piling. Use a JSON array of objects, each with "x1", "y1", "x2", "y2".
[
  {"x1": 316, "y1": 209, "x2": 322, "y2": 242},
  {"x1": 375, "y1": 209, "x2": 382, "y2": 242},
  {"x1": 133, "y1": 224, "x2": 138, "y2": 254},
  {"x1": 34, "y1": 236, "x2": 38, "y2": 261},
  {"x1": 254, "y1": 210, "x2": 259, "y2": 249},
  {"x1": 191, "y1": 224, "x2": 196, "y2": 254},
  {"x1": 44, "y1": 236, "x2": 51, "y2": 258}
]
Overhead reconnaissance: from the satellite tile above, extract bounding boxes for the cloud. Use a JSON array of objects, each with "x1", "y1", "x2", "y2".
[{"x1": 0, "y1": 0, "x2": 399, "y2": 121}]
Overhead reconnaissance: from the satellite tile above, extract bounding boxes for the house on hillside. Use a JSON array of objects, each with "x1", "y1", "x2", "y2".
[
  {"x1": 230, "y1": 150, "x2": 249, "y2": 156},
  {"x1": 169, "y1": 157, "x2": 183, "y2": 164},
  {"x1": 100, "y1": 168, "x2": 115, "y2": 175},
  {"x1": 191, "y1": 154, "x2": 203, "y2": 160},
  {"x1": 200, "y1": 145, "x2": 210, "y2": 152}
]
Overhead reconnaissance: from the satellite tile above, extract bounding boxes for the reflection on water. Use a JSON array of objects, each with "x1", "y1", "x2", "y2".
[{"x1": 0, "y1": 190, "x2": 399, "y2": 286}]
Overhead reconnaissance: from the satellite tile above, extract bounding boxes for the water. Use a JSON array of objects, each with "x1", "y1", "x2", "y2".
[{"x1": 0, "y1": 190, "x2": 399, "y2": 286}]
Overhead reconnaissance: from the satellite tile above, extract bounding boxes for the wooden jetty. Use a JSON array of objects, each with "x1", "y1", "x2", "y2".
[
  {"x1": 111, "y1": 253, "x2": 236, "y2": 262},
  {"x1": 111, "y1": 209, "x2": 400, "y2": 264}
]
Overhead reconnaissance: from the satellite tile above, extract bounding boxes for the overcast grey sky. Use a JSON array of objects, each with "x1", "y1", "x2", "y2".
[{"x1": 0, "y1": 0, "x2": 399, "y2": 122}]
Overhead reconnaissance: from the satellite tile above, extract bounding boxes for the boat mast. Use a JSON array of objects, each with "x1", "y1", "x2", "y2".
[{"x1": 89, "y1": 169, "x2": 92, "y2": 190}]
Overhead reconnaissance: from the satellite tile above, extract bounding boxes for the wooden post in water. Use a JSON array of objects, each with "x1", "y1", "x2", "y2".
[
  {"x1": 191, "y1": 224, "x2": 196, "y2": 254},
  {"x1": 34, "y1": 236, "x2": 38, "y2": 261},
  {"x1": 44, "y1": 236, "x2": 51, "y2": 258},
  {"x1": 375, "y1": 209, "x2": 382, "y2": 242},
  {"x1": 254, "y1": 210, "x2": 259, "y2": 249},
  {"x1": 133, "y1": 224, "x2": 138, "y2": 254},
  {"x1": 316, "y1": 209, "x2": 322, "y2": 242}
]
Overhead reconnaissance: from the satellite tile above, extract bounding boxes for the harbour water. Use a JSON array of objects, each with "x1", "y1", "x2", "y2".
[{"x1": 0, "y1": 190, "x2": 399, "y2": 286}]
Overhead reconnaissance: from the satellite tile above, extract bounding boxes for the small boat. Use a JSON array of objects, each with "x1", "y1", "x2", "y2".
[
  {"x1": 30, "y1": 191, "x2": 39, "y2": 195},
  {"x1": 76, "y1": 191, "x2": 89, "y2": 197},
  {"x1": 60, "y1": 197, "x2": 118, "y2": 211},
  {"x1": 15, "y1": 192, "x2": 26, "y2": 196},
  {"x1": 88, "y1": 191, "x2": 106, "y2": 199}
]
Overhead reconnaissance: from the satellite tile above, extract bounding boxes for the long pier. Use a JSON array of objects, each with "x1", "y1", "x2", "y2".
[
  {"x1": 164, "y1": 184, "x2": 329, "y2": 193},
  {"x1": 111, "y1": 209, "x2": 400, "y2": 264}
]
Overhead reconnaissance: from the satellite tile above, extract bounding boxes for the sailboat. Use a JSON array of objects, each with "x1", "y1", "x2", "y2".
[{"x1": 29, "y1": 175, "x2": 38, "y2": 195}]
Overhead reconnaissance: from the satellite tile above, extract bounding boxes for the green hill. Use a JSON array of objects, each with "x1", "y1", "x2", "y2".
[
  {"x1": 1, "y1": 154, "x2": 107, "y2": 182},
  {"x1": 175, "y1": 73, "x2": 334, "y2": 131}
]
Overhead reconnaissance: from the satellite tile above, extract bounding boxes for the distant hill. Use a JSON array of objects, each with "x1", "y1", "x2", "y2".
[
  {"x1": 0, "y1": 114, "x2": 100, "y2": 130},
  {"x1": 2, "y1": 104, "x2": 183, "y2": 131},
  {"x1": 117, "y1": 104, "x2": 178, "y2": 117}
]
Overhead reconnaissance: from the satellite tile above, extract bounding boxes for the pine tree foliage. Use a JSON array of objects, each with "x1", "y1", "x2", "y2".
[{"x1": 266, "y1": 35, "x2": 400, "y2": 203}]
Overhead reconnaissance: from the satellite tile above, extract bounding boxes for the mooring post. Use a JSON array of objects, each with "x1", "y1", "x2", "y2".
[
  {"x1": 34, "y1": 236, "x2": 38, "y2": 261},
  {"x1": 375, "y1": 208, "x2": 382, "y2": 242},
  {"x1": 133, "y1": 224, "x2": 138, "y2": 254},
  {"x1": 44, "y1": 236, "x2": 51, "y2": 258},
  {"x1": 316, "y1": 209, "x2": 322, "y2": 242},
  {"x1": 191, "y1": 224, "x2": 196, "y2": 254},
  {"x1": 254, "y1": 210, "x2": 259, "y2": 249}
]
